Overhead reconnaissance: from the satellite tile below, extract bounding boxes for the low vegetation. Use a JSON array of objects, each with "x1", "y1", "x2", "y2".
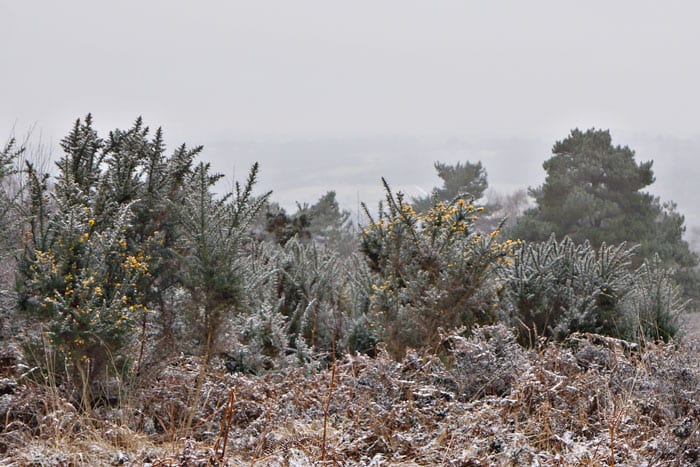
[
  {"x1": 1, "y1": 322, "x2": 699, "y2": 465},
  {"x1": 0, "y1": 117, "x2": 698, "y2": 465}
]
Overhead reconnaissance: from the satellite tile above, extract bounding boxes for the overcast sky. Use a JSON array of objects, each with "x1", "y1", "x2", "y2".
[{"x1": 2, "y1": 1, "x2": 699, "y2": 232}]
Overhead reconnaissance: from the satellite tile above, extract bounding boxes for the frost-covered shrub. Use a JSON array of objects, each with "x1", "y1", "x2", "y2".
[
  {"x1": 500, "y1": 235, "x2": 686, "y2": 345},
  {"x1": 342, "y1": 254, "x2": 378, "y2": 356},
  {"x1": 360, "y1": 179, "x2": 516, "y2": 358},
  {"x1": 501, "y1": 236, "x2": 636, "y2": 344},
  {"x1": 229, "y1": 237, "x2": 366, "y2": 372},
  {"x1": 14, "y1": 115, "x2": 264, "y2": 402},
  {"x1": 18, "y1": 173, "x2": 150, "y2": 396},
  {"x1": 623, "y1": 255, "x2": 686, "y2": 343},
  {"x1": 0, "y1": 138, "x2": 22, "y2": 339},
  {"x1": 225, "y1": 303, "x2": 288, "y2": 373},
  {"x1": 0, "y1": 137, "x2": 21, "y2": 258},
  {"x1": 441, "y1": 325, "x2": 527, "y2": 400},
  {"x1": 16, "y1": 117, "x2": 196, "y2": 394},
  {"x1": 270, "y1": 239, "x2": 350, "y2": 353},
  {"x1": 176, "y1": 161, "x2": 269, "y2": 368}
]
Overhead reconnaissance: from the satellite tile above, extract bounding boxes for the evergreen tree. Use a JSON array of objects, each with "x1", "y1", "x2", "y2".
[
  {"x1": 412, "y1": 161, "x2": 488, "y2": 212},
  {"x1": 264, "y1": 202, "x2": 312, "y2": 245},
  {"x1": 510, "y1": 129, "x2": 698, "y2": 299},
  {"x1": 262, "y1": 191, "x2": 355, "y2": 253},
  {"x1": 305, "y1": 191, "x2": 353, "y2": 244}
]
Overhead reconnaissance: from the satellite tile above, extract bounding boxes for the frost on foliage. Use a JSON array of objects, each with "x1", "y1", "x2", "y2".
[
  {"x1": 501, "y1": 235, "x2": 686, "y2": 345},
  {"x1": 361, "y1": 178, "x2": 517, "y2": 357},
  {"x1": 622, "y1": 255, "x2": 686, "y2": 343},
  {"x1": 227, "y1": 237, "x2": 368, "y2": 373}
]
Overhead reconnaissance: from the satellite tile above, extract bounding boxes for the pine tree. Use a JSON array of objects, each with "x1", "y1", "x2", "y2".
[
  {"x1": 413, "y1": 161, "x2": 489, "y2": 212},
  {"x1": 305, "y1": 191, "x2": 354, "y2": 248},
  {"x1": 510, "y1": 129, "x2": 698, "y2": 300}
]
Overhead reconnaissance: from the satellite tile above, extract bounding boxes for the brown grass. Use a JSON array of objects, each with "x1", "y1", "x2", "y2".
[{"x1": 1, "y1": 318, "x2": 699, "y2": 466}]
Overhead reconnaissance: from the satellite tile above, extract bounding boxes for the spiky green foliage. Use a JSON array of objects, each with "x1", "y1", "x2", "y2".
[
  {"x1": 109, "y1": 124, "x2": 203, "y2": 362},
  {"x1": 623, "y1": 255, "x2": 687, "y2": 343},
  {"x1": 361, "y1": 178, "x2": 516, "y2": 358},
  {"x1": 17, "y1": 117, "x2": 152, "y2": 397},
  {"x1": 177, "y1": 161, "x2": 270, "y2": 363},
  {"x1": 16, "y1": 115, "x2": 222, "y2": 401},
  {"x1": 342, "y1": 253, "x2": 377, "y2": 355},
  {"x1": 228, "y1": 240, "x2": 292, "y2": 373},
  {"x1": 0, "y1": 137, "x2": 24, "y2": 342},
  {"x1": 229, "y1": 236, "x2": 366, "y2": 372},
  {"x1": 500, "y1": 235, "x2": 686, "y2": 345},
  {"x1": 0, "y1": 138, "x2": 20, "y2": 179},
  {"x1": 0, "y1": 137, "x2": 22, "y2": 257},
  {"x1": 501, "y1": 236, "x2": 636, "y2": 345},
  {"x1": 22, "y1": 203, "x2": 147, "y2": 388}
]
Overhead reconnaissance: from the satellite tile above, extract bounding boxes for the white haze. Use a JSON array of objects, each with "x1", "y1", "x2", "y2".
[{"x1": 2, "y1": 1, "x2": 699, "y2": 244}]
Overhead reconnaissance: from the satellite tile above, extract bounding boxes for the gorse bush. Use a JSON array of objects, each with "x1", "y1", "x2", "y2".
[
  {"x1": 16, "y1": 115, "x2": 269, "y2": 405},
  {"x1": 267, "y1": 238, "x2": 349, "y2": 353},
  {"x1": 177, "y1": 161, "x2": 269, "y2": 366},
  {"x1": 500, "y1": 236, "x2": 636, "y2": 345},
  {"x1": 21, "y1": 202, "x2": 147, "y2": 393},
  {"x1": 228, "y1": 236, "x2": 367, "y2": 373},
  {"x1": 0, "y1": 138, "x2": 22, "y2": 258},
  {"x1": 500, "y1": 235, "x2": 686, "y2": 345},
  {"x1": 0, "y1": 138, "x2": 24, "y2": 343},
  {"x1": 18, "y1": 118, "x2": 158, "y2": 398},
  {"x1": 623, "y1": 255, "x2": 686, "y2": 343},
  {"x1": 361, "y1": 178, "x2": 517, "y2": 358}
]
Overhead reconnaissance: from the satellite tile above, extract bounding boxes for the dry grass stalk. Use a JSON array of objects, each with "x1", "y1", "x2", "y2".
[
  {"x1": 321, "y1": 342, "x2": 338, "y2": 463},
  {"x1": 212, "y1": 387, "x2": 236, "y2": 461}
]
